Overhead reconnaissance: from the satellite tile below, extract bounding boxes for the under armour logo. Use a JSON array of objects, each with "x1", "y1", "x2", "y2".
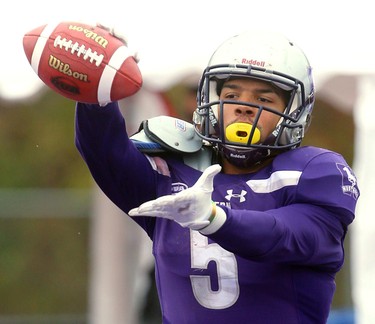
[{"x1": 225, "y1": 189, "x2": 247, "y2": 202}]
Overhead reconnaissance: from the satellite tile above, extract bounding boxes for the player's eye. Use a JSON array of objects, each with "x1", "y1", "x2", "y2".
[{"x1": 258, "y1": 97, "x2": 272, "y2": 103}]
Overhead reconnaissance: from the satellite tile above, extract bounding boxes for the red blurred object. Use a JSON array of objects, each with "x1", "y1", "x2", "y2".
[{"x1": 23, "y1": 21, "x2": 142, "y2": 105}]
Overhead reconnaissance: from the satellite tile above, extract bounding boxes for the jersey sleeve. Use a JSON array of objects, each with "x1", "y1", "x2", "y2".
[
  {"x1": 208, "y1": 149, "x2": 359, "y2": 271},
  {"x1": 74, "y1": 102, "x2": 171, "y2": 231},
  {"x1": 297, "y1": 150, "x2": 359, "y2": 221}
]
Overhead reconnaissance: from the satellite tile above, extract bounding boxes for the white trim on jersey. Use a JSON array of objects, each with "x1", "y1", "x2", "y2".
[{"x1": 246, "y1": 170, "x2": 302, "y2": 193}]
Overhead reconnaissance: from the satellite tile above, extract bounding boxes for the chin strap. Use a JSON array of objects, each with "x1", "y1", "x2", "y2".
[{"x1": 218, "y1": 144, "x2": 272, "y2": 168}]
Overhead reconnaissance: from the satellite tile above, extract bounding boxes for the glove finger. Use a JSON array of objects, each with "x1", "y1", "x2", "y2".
[
  {"x1": 128, "y1": 199, "x2": 156, "y2": 216},
  {"x1": 96, "y1": 23, "x2": 129, "y2": 47},
  {"x1": 112, "y1": 27, "x2": 129, "y2": 46},
  {"x1": 194, "y1": 164, "x2": 221, "y2": 191},
  {"x1": 129, "y1": 204, "x2": 163, "y2": 217},
  {"x1": 128, "y1": 207, "x2": 141, "y2": 216},
  {"x1": 96, "y1": 22, "x2": 111, "y2": 32},
  {"x1": 130, "y1": 194, "x2": 176, "y2": 215}
]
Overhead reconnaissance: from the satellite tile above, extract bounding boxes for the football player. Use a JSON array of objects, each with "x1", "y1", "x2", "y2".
[{"x1": 75, "y1": 30, "x2": 359, "y2": 323}]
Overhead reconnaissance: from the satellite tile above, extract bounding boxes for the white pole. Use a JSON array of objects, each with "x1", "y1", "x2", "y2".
[
  {"x1": 351, "y1": 75, "x2": 375, "y2": 324},
  {"x1": 88, "y1": 88, "x2": 172, "y2": 324}
]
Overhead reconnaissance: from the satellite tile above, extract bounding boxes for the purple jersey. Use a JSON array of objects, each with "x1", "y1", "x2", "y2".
[{"x1": 75, "y1": 102, "x2": 359, "y2": 324}]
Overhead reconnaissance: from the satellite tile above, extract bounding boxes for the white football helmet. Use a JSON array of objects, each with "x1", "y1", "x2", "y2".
[{"x1": 193, "y1": 30, "x2": 315, "y2": 168}]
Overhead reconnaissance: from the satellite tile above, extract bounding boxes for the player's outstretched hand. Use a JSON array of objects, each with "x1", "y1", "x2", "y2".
[
  {"x1": 129, "y1": 164, "x2": 225, "y2": 231},
  {"x1": 96, "y1": 22, "x2": 140, "y2": 62},
  {"x1": 96, "y1": 22, "x2": 129, "y2": 45}
]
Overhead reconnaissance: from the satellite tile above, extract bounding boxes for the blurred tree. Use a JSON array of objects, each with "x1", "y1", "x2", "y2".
[
  {"x1": 304, "y1": 97, "x2": 354, "y2": 165},
  {"x1": 0, "y1": 90, "x2": 92, "y2": 188},
  {"x1": 0, "y1": 90, "x2": 92, "y2": 318}
]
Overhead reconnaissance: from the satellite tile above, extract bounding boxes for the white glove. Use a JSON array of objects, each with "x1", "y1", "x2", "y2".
[
  {"x1": 129, "y1": 164, "x2": 225, "y2": 231},
  {"x1": 96, "y1": 22, "x2": 140, "y2": 62}
]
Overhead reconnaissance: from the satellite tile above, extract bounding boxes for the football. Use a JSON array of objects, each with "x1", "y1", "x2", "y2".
[{"x1": 23, "y1": 21, "x2": 143, "y2": 105}]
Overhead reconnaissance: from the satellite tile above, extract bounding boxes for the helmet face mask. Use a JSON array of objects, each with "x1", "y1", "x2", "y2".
[{"x1": 193, "y1": 30, "x2": 315, "y2": 168}]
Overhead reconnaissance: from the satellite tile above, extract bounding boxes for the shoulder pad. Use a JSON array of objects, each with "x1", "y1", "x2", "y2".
[{"x1": 130, "y1": 116, "x2": 202, "y2": 154}]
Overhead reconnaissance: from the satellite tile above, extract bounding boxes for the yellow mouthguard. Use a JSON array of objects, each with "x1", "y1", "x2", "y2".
[{"x1": 225, "y1": 123, "x2": 261, "y2": 144}]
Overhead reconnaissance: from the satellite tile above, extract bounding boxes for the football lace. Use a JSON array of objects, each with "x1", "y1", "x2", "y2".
[{"x1": 54, "y1": 35, "x2": 104, "y2": 67}]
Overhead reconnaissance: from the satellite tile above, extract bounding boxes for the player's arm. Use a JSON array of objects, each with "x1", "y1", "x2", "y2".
[
  {"x1": 209, "y1": 203, "x2": 349, "y2": 271},
  {"x1": 130, "y1": 151, "x2": 358, "y2": 270},
  {"x1": 75, "y1": 101, "x2": 167, "y2": 216},
  {"x1": 207, "y1": 153, "x2": 358, "y2": 270}
]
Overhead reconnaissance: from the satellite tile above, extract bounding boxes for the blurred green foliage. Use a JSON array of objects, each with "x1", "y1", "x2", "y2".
[
  {"x1": 303, "y1": 99, "x2": 354, "y2": 165},
  {"x1": 0, "y1": 90, "x2": 92, "y2": 318},
  {"x1": 0, "y1": 218, "x2": 88, "y2": 314},
  {"x1": 0, "y1": 90, "x2": 92, "y2": 188}
]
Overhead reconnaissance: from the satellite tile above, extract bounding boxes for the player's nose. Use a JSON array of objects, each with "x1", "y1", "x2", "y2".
[{"x1": 233, "y1": 104, "x2": 257, "y2": 120}]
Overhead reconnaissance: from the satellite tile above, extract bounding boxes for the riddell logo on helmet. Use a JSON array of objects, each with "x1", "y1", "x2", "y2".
[
  {"x1": 242, "y1": 58, "x2": 265, "y2": 67},
  {"x1": 230, "y1": 153, "x2": 246, "y2": 159}
]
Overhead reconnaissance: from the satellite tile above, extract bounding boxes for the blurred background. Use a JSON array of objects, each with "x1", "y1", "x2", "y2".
[{"x1": 1, "y1": 0, "x2": 374, "y2": 323}]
